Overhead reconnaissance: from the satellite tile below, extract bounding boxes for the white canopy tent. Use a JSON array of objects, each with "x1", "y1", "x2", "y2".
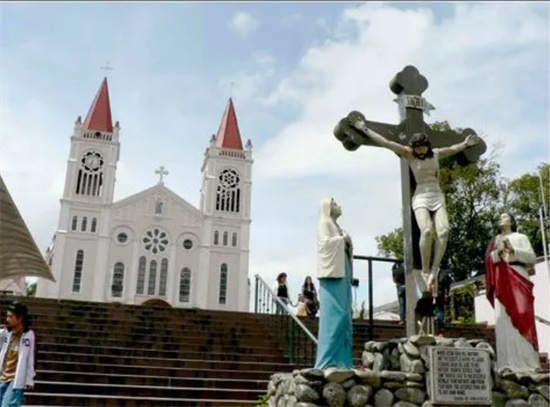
[{"x1": 0, "y1": 175, "x2": 55, "y2": 282}]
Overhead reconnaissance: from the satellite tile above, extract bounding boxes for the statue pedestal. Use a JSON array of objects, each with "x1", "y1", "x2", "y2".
[{"x1": 264, "y1": 337, "x2": 549, "y2": 407}]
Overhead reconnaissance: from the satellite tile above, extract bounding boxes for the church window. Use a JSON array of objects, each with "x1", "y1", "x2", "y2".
[
  {"x1": 117, "y1": 232, "x2": 128, "y2": 244},
  {"x1": 232, "y1": 233, "x2": 238, "y2": 247},
  {"x1": 183, "y1": 239, "x2": 193, "y2": 250},
  {"x1": 219, "y1": 263, "x2": 228, "y2": 305},
  {"x1": 215, "y1": 169, "x2": 241, "y2": 213},
  {"x1": 71, "y1": 216, "x2": 78, "y2": 231},
  {"x1": 76, "y1": 151, "x2": 105, "y2": 197},
  {"x1": 223, "y1": 232, "x2": 228, "y2": 246},
  {"x1": 111, "y1": 262, "x2": 124, "y2": 298},
  {"x1": 148, "y1": 260, "x2": 157, "y2": 295},
  {"x1": 136, "y1": 256, "x2": 146, "y2": 294},
  {"x1": 179, "y1": 268, "x2": 191, "y2": 303},
  {"x1": 91, "y1": 218, "x2": 97, "y2": 233},
  {"x1": 81, "y1": 217, "x2": 88, "y2": 232},
  {"x1": 155, "y1": 201, "x2": 163, "y2": 215},
  {"x1": 72, "y1": 250, "x2": 84, "y2": 293},
  {"x1": 143, "y1": 228, "x2": 169, "y2": 254},
  {"x1": 213, "y1": 231, "x2": 219, "y2": 245},
  {"x1": 159, "y1": 259, "x2": 168, "y2": 296}
]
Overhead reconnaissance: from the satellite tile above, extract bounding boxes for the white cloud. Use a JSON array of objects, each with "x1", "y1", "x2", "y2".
[{"x1": 228, "y1": 11, "x2": 260, "y2": 39}]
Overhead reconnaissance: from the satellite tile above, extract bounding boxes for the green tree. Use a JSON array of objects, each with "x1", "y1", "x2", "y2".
[
  {"x1": 505, "y1": 163, "x2": 549, "y2": 257},
  {"x1": 376, "y1": 121, "x2": 507, "y2": 281}
]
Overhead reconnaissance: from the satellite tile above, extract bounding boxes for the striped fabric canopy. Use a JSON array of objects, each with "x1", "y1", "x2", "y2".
[{"x1": 0, "y1": 175, "x2": 55, "y2": 282}]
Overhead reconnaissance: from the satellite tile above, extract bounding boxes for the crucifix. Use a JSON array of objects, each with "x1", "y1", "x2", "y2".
[
  {"x1": 155, "y1": 166, "x2": 169, "y2": 185},
  {"x1": 334, "y1": 65, "x2": 487, "y2": 336},
  {"x1": 100, "y1": 61, "x2": 114, "y2": 77}
]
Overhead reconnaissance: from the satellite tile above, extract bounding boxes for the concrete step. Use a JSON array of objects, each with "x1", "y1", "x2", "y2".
[
  {"x1": 40, "y1": 351, "x2": 293, "y2": 372},
  {"x1": 38, "y1": 360, "x2": 283, "y2": 381},
  {"x1": 39, "y1": 342, "x2": 286, "y2": 364},
  {"x1": 32, "y1": 380, "x2": 264, "y2": 400},
  {"x1": 23, "y1": 392, "x2": 258, "y2": 406},
  {"x1": 38, "y1": 370, "x2": 268, "y2": 390},
  {"x1": 36, "y1": 334, "x2": 281, "y2": 354}
]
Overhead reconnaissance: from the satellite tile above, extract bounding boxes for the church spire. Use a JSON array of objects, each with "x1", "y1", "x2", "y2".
[
  {"x1": 82, "y1": 77, "x2": 113, "y2": 133},
  {"x1": 215, "y1": 98, "x2": 243, "y2": 150}
]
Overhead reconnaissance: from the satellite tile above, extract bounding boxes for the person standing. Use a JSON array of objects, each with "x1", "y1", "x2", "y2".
[
  {"x1": 392, "y1": 262, "x2": 406, "y2": 325},
  {"x1": 315, "y1": 198, "x2": 354, "y2": 370},
  {"x1": 485, "y1": 213, "x2": 540, "y2": 373},
  {"x1": 434, "y1": 268, "x2": 452, "y2": 335},
  {"x1": 273, "y1": 273, "x2": 290, "y2": 315},
  {"x1": 0, "y1": 302, "x2": 36, "y2": 407},
  {"x1": 301, "y1": 276, "x2": 318, "y2": 317}
]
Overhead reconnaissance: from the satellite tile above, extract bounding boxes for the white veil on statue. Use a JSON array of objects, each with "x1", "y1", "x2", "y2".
[{"x1": 317, "y1": 198, "x2": 346, "y2": 279}]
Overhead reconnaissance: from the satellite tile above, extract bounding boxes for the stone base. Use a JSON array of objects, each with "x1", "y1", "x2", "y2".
[{"x1": 264, "y1": 336, "x2": 549, "y2": 407}]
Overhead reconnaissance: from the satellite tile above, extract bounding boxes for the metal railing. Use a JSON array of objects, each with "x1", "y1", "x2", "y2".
[
  {"x1": 254, "y1": 274, "x2": 318, "y2": 366},
  {"x1": 353, "y1": 255, "x2": 401, "y2": 340}
]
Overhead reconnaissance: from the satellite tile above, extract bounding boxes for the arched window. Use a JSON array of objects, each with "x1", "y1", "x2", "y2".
[
  {"x1": 81, "y1": 217, "x2": 88, "y2": 232},
  {"x1": 72, "y1": 250, "x2": 84, "y2": 292},
  {"x1": 223, "y1": 232, "x2": 228, "y2": 246},
  {"x1": 148, "y1": 260, "x2": 157, "y2": 295},
  {"x1": 215, "y1": 169, "x2": 241, "y2": 213},
  {"x1": 136, "y1": 256, "x2": 146, "y2": 294},
  {"x1": 213, "y1": 231, "x2": 219, "y2": 245},
  {"x1": 179, "y1": 268, "x2": 191, "y2": 303},
  {"x1": 159, "y1": 259, "x2": 168, "y2": 296},
  {"x1": 155, "y1": 201, "x2": 163, "y2": 215},
  {"x1": 91, "y1": 218, "x2": 98, "y2": 233},
  {"x1": 232, "y1": 232, "x2": 237, "y2": 247},
  {"x1": 219, "y1": 263, "x2": 228, "y2": 305},
  {"x1": 111, "y1": 262, "x2": 124, "y2": 298},
  {"x1": 71, "y1": 216, "x2": 78, "y2": 231},
  {"x1": 76, "y1": 151, "x2": 104, "y2": 197}
]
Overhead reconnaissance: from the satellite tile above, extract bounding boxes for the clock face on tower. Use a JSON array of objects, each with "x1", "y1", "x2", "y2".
[{"x1": 81, "y1": 151, "x2": 104, "y2": 172}]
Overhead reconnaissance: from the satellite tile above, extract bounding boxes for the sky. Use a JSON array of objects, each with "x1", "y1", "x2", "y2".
[{"x1": 1, "y1": 2, "x2": 549, "y2": 311}]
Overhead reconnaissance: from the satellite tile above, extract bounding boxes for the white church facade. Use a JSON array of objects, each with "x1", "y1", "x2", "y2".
[{"x1": 36, "y1": 78, "x2": 253, "y2": 312}]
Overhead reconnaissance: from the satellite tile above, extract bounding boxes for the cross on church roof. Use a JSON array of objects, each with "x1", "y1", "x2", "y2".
[
  {"x1": 155, "y1": 166, "x2": 169, "y2": 185},
  {"x1": 100, "y1": 61, "x2": 114, "y2": 77}
]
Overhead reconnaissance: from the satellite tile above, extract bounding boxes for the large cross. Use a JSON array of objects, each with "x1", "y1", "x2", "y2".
[
  {"x1": 155, "y1": 166, "x2": 169, "y2": 185},
  {"x1": 334, "y1": 65, "x2": 487, "y2": 336}
]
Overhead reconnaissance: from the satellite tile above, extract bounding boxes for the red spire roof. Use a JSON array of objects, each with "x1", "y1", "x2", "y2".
[
  {"x1": 82, "y1": 77, "x2": 113, "y2": 132},
  {"x1": 215, "y1": 98, "x2": 243, "y2": 150}
]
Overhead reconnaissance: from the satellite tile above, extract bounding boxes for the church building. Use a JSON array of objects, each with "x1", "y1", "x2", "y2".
[{"x1": 36, "y1": 78, "x2": 253, "y2": 312}]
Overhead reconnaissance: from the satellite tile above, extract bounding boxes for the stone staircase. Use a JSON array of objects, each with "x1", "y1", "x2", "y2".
[
  {"x1": 0, "y1": 296, "x2": 546, "y2": 406},
  {"x1": 1, "y1": 297, "x2": 293, "y2": 407}
]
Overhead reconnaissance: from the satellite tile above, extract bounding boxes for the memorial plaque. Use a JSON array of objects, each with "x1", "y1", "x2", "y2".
[{"x1": 429, "y1": 347, "x2": 491, "y2": 405}]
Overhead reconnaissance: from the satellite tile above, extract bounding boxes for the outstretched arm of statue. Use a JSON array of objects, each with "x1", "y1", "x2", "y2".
[
  {"x1": 435, "y1": 134, "x2": 481, "y2": 159},
  {"x1": 351, "y1": 119, "x2": 412, "y2": 158}
]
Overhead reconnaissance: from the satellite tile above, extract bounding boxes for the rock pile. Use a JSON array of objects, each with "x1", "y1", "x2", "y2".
[{"x1": 264, "y1": 336, "x2": 549, "y2": 407}]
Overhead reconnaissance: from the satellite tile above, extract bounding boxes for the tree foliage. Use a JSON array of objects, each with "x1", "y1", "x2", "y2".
[{"x1": 375, "y1": 121, "x2": 548, "y2": 282}]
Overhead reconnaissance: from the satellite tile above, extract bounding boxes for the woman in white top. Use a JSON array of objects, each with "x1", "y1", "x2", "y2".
[{"x1": 352, "y1": 119, "x2": 480, "y2": 295}]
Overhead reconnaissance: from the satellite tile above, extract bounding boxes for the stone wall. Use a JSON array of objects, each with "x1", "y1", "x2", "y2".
[{"x1": 265, "y1": 336, "x2": 549, "y2": 407}]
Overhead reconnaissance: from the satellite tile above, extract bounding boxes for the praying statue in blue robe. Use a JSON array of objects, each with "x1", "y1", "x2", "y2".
[{"x1": 314, "y1": 198, "x2": 354, "y2": 370}]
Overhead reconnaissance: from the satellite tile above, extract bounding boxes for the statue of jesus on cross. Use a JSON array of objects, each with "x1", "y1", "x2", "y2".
[
  {"x1": 352, "y1": 120, "x2": 480, "y2": 294},
  {"x1": 333, "y1": 65, "x2": 487, "y2": 336}
]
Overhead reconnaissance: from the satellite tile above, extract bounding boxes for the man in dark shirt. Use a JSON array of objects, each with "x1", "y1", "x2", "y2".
[
  {"x1": 274, "y1": 273, "x2": 290, "y2": 315},
  {"x1": 392, "y1": 262, "x2": 406, "y2": 325}
]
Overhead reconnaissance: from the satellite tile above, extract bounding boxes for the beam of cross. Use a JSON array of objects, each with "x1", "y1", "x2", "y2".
[
  {"x1": 155, "y1": 166, "x2": 169, "y2": 185},
  {"x1": 334, "y1": 65, "x2": 487, "y2": 336},
  {"x1": 100, "y1": 61, "x2": 114, "y2": 77}
]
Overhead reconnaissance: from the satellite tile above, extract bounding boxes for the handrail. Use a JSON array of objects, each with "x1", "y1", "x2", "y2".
[
  {"x1": 254, "y1": 274, "x2": 318, "y2": 366},
  {"x1": 254, "y1": 274, "x2": 318, "y2": 344},
  {"x1": 536, "y1": 315, "x2": 550, "y2": 327}
]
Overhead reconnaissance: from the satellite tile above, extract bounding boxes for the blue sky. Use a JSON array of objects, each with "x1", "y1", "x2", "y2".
[{"x1": 1, "y1": 2, "x2": 548, "y2": 311}]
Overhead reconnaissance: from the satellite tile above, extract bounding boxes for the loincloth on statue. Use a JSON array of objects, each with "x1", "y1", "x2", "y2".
[{"x1": 412, "y1": 190, "x2": 445, "y2": 212}]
